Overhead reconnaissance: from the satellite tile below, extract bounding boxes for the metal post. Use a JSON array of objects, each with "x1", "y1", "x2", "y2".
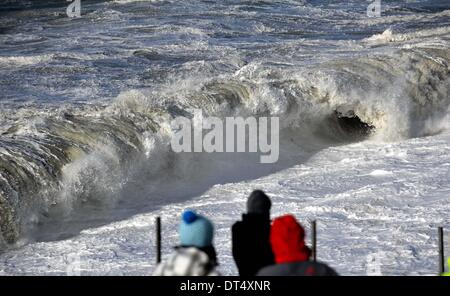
[
  {"x1": 438, "y1": 227, "x2": 444, "y2": 275},
  {"x1": 156, "y1": 216, "x2": 161, "y2": 264},
  {"x1": 312, "y1": 220, "x2": 317, "y2": 262}
]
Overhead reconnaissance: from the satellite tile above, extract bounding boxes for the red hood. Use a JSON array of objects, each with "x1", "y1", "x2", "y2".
[{"x1": 270, "y1": 215, "x2": 311, "y2": 264}]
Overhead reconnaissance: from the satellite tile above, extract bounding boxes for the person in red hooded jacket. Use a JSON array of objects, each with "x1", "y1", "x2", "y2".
[{"x1": 257, "y1": 214, "x2": 338, "y2": 276}]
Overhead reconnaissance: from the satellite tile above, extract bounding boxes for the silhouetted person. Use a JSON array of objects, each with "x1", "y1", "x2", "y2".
[
  {"x1": 153, "y1": 210, "x2": 219, "y2": 276},
  {"x1": 232, "y1": 190, "x2": 274, "y2": 276},
  {"x1": 257, "y1": 215, "x2": 338, "y2": 276}
]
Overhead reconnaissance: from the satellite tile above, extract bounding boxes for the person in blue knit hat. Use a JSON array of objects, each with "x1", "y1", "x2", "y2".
[{"x1": 153, "y1": 210, "x2": 219, "y2": 276}]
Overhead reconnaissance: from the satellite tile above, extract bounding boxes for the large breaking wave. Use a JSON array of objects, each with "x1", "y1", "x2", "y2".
[{"x1": 1, "y1": 39, "x2": 449, "y2": 247}]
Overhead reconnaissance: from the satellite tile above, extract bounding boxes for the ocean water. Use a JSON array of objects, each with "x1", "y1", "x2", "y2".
[{"x1": 0, "y1": 0, "x2": 449, "y2": 274}]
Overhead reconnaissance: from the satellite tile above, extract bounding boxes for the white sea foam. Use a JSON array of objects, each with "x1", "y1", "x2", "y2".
[{"x1": 0, "y1": 54, "x2": 53, "y2": 67}]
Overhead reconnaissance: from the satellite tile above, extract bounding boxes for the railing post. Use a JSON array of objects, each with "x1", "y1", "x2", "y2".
[
  {"x1": 438, "y1": 227, "x2": 444, "y2": 275},
  {"x1": 312, "y1": 220, "x2": 317, "y2": 262},
  {"x1": 156, "y1": 216, "x2": 161, "y2": 264}
]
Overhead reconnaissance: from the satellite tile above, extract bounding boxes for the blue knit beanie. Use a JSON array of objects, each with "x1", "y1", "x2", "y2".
[{"x1": 179, "y1": 210, "x2": 214, "y2": 248}]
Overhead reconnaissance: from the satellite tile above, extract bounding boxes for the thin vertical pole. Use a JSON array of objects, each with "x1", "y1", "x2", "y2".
[
  {"x1": 438, "y1": 227, "x2": 444, "y2": 275},
  {"x1": 156, "y1": 216, "x2": 161, "y2": 264},
  {"x1": 312, "y1": 220, "x2": 317, "y2": 262}
]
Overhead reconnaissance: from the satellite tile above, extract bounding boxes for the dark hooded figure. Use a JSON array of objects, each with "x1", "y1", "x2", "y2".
[
  {"x1": 232, "y1": 190, "x2": 275, "y2": 276},
  {"x1": 257, "y1": 215, "x2": 338, "y2": 276}
]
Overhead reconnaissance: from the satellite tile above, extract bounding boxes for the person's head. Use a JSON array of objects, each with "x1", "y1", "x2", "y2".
[
  {"x1": 270, "y1": 214, "x2": 311, "y2": 264},
  {"x1": 179, "y1": 210, "x2": 214, "y2": 248},
  {"x1": 246, "y1": 190, "x2": 271, "y2": 216}
]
